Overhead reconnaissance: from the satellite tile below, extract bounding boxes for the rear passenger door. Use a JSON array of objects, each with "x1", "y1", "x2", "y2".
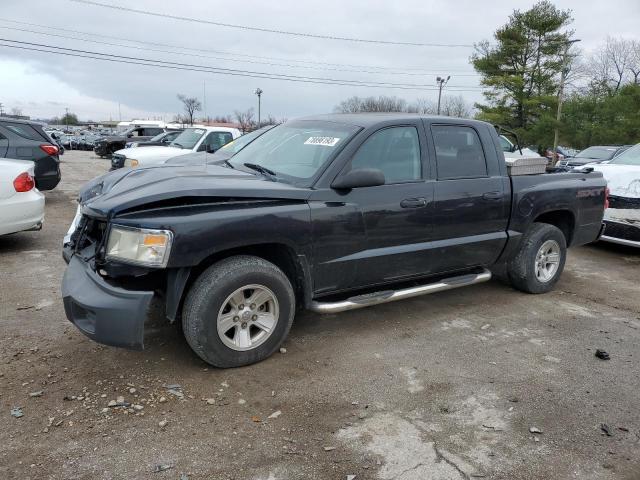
[{"x1": 427, "y1": 123, "x2": 509, "y2": 273}]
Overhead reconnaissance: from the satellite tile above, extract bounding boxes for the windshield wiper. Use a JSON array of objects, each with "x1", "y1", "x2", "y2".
[
  {"x1": 243, "y1": 163, "x2": 277, "y2": 181},
  {"x1": 172, "y1": 143, "x2": 184, "y2": 149},
  {"x1": 222, "y1": 159, "x2": 235, "y2": 169}
]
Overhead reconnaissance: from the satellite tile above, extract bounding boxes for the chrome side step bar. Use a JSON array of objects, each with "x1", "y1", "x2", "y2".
[{"x1": 309, "y1": 268, "x2": 492, "y2": 314}]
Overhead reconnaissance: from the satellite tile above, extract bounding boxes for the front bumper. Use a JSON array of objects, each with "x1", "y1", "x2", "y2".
[
  {"x1": 62, "y1": 254, "x2": 154, "y2": 350},
  {"x1": 601, "y1": 220, "x2": 640, "y2": 247},
  {"x1": 600, "y1": 207, "x2": 640, "y2": 248},
  {"x1": 110, "y1": 153, "x2": 126, "y2": 170},
  {"x1": 94, "y1": 143, "x2": 109, "y2": 157}
]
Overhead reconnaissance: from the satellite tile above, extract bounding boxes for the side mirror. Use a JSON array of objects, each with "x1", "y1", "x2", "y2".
[
  {"x1": 331, "y1": 168, "x2": 385, "y2": 190},
  {"x1": 207, "y1": 145, "x2": 217, "y2": 154}
]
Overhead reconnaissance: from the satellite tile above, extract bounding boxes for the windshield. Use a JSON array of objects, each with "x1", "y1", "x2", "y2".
[
  {"x1": 218, "y1": 126, "x2": 274, "y2": 155},
  {"x1": 575, "y1": 146, "x2": 617, "y2": 160},
  {"x1": 149, "y1": 132, "x2": 169, "y2": 142},
  {"x1": 609, "y1": 144, "x2": 640, "y2": 166},
  {"x1": 228, "y1": 120, "x2": 360, "y2": 185},
  {"x1": 169, "y1": 128, "x2": 206, "y2": 149}
]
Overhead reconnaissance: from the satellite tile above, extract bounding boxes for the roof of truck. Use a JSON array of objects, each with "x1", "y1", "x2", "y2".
[{"x1": 296, "y1": 113, "x2": 488, "y2": 128}]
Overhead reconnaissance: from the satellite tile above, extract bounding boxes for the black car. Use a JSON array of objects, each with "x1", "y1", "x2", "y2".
[
  {"x1": 0, "y1": 118, "x2": 61, "y2": 190},
  {"x1": 62, "y1": 114, "x2": 607, "y2": 367},
  {"x1": 557, "y1": 145, "x2": 631, "y2": 167},
  {"x1": 125, "y1": 130, "x2": 183, "y2": 149},
  {"x1": 94, "y1": 126, "x2": 168, "y2": 157}
]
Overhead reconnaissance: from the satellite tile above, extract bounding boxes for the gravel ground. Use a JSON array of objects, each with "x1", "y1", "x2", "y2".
[{"x1": 1, "y1": 150, "x2": 639, "y2": 480}]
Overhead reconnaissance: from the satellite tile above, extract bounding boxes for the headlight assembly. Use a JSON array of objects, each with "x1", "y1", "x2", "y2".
[
  {"x1": 105, "y1": 226, "x2": 173, "y2": 267},
  {"x1": 124, "y1": 158, "x2": 139, "y2": 167}
]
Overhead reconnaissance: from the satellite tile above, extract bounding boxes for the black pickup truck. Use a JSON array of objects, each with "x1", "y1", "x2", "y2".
[
  {"x1": 62, "y1": 114, "x2": 606, "y2": 367},
  {"x1": 94, "y1": 126, "x2": 169, "y2": 157}
]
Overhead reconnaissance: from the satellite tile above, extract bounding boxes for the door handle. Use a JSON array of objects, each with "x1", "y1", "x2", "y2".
[
  {"x1": 400, "y1": 197, "x2": 428, "y2": 208},
  {"x1": 482, "y1": 191, "x2": 502, "y2": 200}
]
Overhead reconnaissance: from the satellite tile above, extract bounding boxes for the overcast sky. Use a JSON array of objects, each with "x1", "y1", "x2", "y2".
[{"x1": 1, "y1": 0, "x2": 639, "y2": 122}]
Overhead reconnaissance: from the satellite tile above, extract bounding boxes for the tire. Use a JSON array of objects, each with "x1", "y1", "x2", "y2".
[
  {"x1": 507, "y1": 222, "x2": 567, "y2": 294},
  {"x1": 182, "y1": 255, "x2": 295, "y2": 368}
]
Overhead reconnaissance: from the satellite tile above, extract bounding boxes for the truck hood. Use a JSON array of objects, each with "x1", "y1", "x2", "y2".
[
  {"x1": 592, "y1": 164, "x2": 640, "y2": 198},
  {"x1": 80, "y1": 163, "x2": 312, "y2": 218},
  {"x1": 114, "y1": 146, "x2": 190, "y2": 164}
]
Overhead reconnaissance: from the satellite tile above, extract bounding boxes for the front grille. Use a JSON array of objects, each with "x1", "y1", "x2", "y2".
[
  {"x1": 111, "y1": 153, "x2": 126, "y2": 169},
  {"x1": 71, "y1": 216, "x2": 108, "y2": 259},
  {"x1": 609, "y1": 195, "x2": 640, "y2": 209},
  {"x1": 603, "y1": 220, "x2": 640, "y2": 242}
]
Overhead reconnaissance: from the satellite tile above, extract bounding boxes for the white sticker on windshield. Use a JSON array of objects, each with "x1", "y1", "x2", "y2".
[{"x1": 304, "y1": 136, "x2": 340, "y2": 147}]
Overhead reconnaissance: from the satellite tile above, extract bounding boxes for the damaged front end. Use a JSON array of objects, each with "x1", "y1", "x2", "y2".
[{"x1": 602, "y1": 195, "x2": 640, "y2": 247}]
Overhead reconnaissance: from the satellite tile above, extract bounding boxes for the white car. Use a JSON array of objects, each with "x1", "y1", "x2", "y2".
[
  {"x1": 592, "y1": 144, "x2": 640, "y2": 247},
  {"x1": 499, "y1": 135, "x2": 540, "y2": 159},
  {"x1": 0, "y1": 159, "x2": 45, "y2": 236},
  {"x1": 113, "y1": 126, "x2": 241, "y2": 169}
]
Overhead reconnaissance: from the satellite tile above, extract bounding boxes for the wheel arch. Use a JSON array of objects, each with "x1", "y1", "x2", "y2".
[
  {"x1": 533, "y1": 209, "x2": 576, "y2": 246},
  {"x1": 165, "y1": 242, "x2": 311, "y2": 323}
]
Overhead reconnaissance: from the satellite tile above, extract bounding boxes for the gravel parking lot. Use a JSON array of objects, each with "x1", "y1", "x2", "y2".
[{"x1": 1, "y1": 150, "x2": 639, "y2": 480}]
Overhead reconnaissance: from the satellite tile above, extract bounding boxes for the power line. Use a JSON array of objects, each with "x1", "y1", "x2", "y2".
[
  {"x1": 0, "y1": 18, "x2": 480, "y2": 73},
  {"x1": 0, "y1": 38, "x2": 484, "y2": 91},
  {"x1": 0, "y1": 24, "x2": 482, "y2": 77},
  {"x1": 70, "y1": 0, "x2": 475, "y2": 48}
]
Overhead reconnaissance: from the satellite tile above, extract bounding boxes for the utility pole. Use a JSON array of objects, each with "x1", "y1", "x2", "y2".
[
  {"x1": 65, "y1": 107, "x2": 69, "y2": 128},
  {"x1": 0, "y1": 102, "x2": 4, "y2": 116},
  {"x1": 255, "y1": 88, "x2": 263, "y2": 127},
  {"x1": 553, "y1": 39, "x2": 581, "y2": 161},
  {"x1": 436, "y1": 76, "x2": 450, "y2": 115},
  {"x1": 203, "y1": 80, "x2": 207, "y2": 123}
]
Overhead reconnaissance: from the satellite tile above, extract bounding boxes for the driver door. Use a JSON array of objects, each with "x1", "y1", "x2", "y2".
[{"x1": 311, "y1": 123, "x2": 435, "y2": 292}]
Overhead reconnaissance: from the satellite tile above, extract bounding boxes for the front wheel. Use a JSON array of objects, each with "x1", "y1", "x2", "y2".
[
  {"x1": 182, "y1": 255, "x2": 295, "y2": 368},
  {"x1": 507, "y1": 223, "x2": 567, "y2": 294}
]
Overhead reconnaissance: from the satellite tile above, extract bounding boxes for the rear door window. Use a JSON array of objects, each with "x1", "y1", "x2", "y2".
[
  {"x1": 432, "y1": 125, "x2": 488, "y2": 180},
  {"x1": 3, "y1": 122, "x2": 43, "y2": 141}
]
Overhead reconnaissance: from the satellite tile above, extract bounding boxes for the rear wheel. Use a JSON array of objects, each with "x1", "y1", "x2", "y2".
[
  {"x1": 507, "y1": 222, "x2": 567, "y2": 294},
  {"x1": 182, "y1": 255, "x2": 295, "y2": 368}
]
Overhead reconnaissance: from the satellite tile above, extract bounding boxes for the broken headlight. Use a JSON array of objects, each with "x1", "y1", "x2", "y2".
[{"x1": 105, "y1": 226, "x2": 173, "y2": 268}]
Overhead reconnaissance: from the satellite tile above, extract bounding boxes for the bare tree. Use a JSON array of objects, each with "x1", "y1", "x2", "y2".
[
  {"x1": 439, "y1": 96, "x2": 473, "y2": 118},
  {"x1": 408, "y1": 98, "x2": 437, "y2": 114},
  {"x1": 234, "y1": 108, "x2": 255, "y2": 133},
  {"x1": 334, "y1": 95, "x2": 408, "y2": 113},
  {"x1": 587, "y1": 37, "x2": 634, "y2": 93},
  {"x1": 10, "y1": 107, "x2": 23, "y2": 117},
  {"x1": 629, "y1": 40, "x2": 640, "y2": 84},
  {"x1": 211, "y1": 114, "x2": 233, "y2": 123},
  {"x1": 177, "y1": 94, "x2": 202, "y2": 125}
]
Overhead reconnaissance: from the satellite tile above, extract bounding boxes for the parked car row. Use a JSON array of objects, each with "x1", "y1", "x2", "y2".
[{"x1": 94, "y1": 126, "x2": 180, "y2": 157}]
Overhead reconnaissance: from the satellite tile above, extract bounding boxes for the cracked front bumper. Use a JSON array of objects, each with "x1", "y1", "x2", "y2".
[{"x1": 62, "y1": 255, "x2": 154, "y2": 350}]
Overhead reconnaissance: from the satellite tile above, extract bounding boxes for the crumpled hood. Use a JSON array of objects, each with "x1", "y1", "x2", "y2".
[
  {"x1": 80, "y1": 163, "x2": 312, "y2": 218},
  {"x1": 592, "y1": 164, "x2": 640, "y2": 198},
  {"x1": 114, "y1": 146, "x2": 190, "y2": 164}
]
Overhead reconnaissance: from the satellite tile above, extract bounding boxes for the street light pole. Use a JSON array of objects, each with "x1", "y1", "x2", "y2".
[
  {"x1": 255, "y1": 88, "x2": 263, "y2": 128},
  {"x1": 553, "y1": 39, "x2": 581, "y2": 162},
  {"x1": 436, "y1": 76, "x2": 450, "y2": 115}
]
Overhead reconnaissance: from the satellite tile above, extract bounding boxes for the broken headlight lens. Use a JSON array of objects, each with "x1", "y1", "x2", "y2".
[{"x1": 105, "y1": 226, "x2": 173, "y2": 267}]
